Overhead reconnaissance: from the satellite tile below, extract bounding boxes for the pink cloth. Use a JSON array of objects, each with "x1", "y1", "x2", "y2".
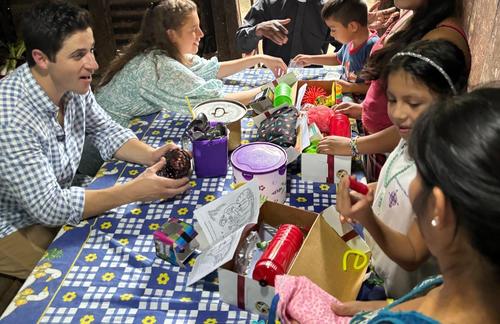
[
  {"x1": 304, "y1": 105, "x2": 334, "y2": 134},
  {"x1": 275, "y1": 275, "x2": 352, "y2": 324}
]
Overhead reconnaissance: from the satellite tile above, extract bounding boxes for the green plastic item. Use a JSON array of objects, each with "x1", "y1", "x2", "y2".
[{"x1": 273, "y1": 82, "x2": 293, "y2": 107}]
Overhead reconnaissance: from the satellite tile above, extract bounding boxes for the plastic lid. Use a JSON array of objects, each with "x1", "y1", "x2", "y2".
[
  {"x1": 231, "y1": 142, "x2": 287, "y2": 174},
  {"x1": 193, "y1": 99, "x2": 247, "y2": 123}
]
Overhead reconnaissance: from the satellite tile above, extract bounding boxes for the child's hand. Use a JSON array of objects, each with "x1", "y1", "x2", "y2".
[
  {"x1": 291, "y1": 54, "x2": 313, "y2": 67},
  {"x1": 332, "y1": 300, "x2": 387, "y2": 316},
  {"x1": 333, "y1": 102, "x2": 362, "y2": 119},
  {"x1": 317, "y1": 136, "x2": 351, "y2": 156},
  {"x1": 335, "y1": 79, "x2": 354, "y2": 93},
  {"x1": 262, "y1": 55, "x2": 287, "y2": 77},
  {"x1": 335, "y1": 175, "x2": 375, "y2": 226}
]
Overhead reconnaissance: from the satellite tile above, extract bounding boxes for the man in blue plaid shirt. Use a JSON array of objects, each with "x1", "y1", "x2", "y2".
[{"x1": 0, "y1": 0, "x2": 190, "y2": 286}]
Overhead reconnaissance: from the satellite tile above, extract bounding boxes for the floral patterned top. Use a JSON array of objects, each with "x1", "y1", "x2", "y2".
[
  {"x1": 96, "y1": 51, "x2": 223, "y2": 127},
  {"x1": 350, "y1": 275, "x2": 443, "y2": 323}
]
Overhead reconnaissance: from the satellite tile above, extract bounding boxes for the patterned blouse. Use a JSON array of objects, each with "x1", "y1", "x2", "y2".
[
  {"x1": 96, "y1": 51, "x2": 223, "y2": 127},
  {"x1": 350, "y1": 275, "x2": 442, "y2": 323}
]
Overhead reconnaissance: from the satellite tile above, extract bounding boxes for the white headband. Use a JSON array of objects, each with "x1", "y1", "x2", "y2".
[{"x1": 392, "y1": 52, "x2": 458, "y2": 95}]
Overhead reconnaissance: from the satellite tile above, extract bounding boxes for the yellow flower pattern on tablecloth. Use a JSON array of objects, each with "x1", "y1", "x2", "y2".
[
  {"x1": 162, "y1": 113, "x2": 170, "y2": 119},
  {"x1": 240, "y1": 139, "x2": 250, "y2": 145},
  {"x1": 296, "y1": 197, "x2": 307, "y2": 203},
  {"x1": 63, "y1": 291, "x2": 77, "y2": 302},
  {"x1": 151, "y1": 130, "x2": 160, "y2": 136},
  {"x1": 131, "y1": 208, "x2": 142, "y2": 215},
  {"x1": 319, "y1": 184, "x2": 330, "y2": 191},
  {"x1": 120, "y1": 293, "x2": 133, "y2": 301},
  {"x1": 149, "y1": 223, "x2": 160, "y2": 230},
  {"x1": 142, "y1": 315, "x2": 157, "y2": 324},
  {"x1": 180, "y1": 297, "x2": 192, "y2": 302},
  {"x1": 63, "y1": 225, "x2": 74, "y2": 231},
  {"x1": 118, "y1": 238, "x2": 129, "y2": 246},
  {"x1": 100, "y1": 222, "x2": 112, "y2": 230},
  {"x1": 204, "y1": 318, "x2": 217, "y2": 324},
  {"x1": 177, "y1": 208, "x2": 188, "y2": 216},
  {"x1": 135, "y1": 254, "x2": 147, "y2": 261},
  {"x1": 102, "y1": 272, "x2": 115, "y2": 282},
  {"x1": 85, "y1": 253, "x2": 97, "y2": 262},
  {"x1": 80, "y1": 315, "x2": 95, "y2": 324},
  {"x1": 189, "y1": 258, "x2": 196, "y2": 266},
  {"x1": 165, "y1": 139, "x2": 174, "y2": 144},
  {"x1": 204, "y1": 195, "x2": 215, "y2": 202},
  {"x1": 129, "y1": 170, "x2": 139, "y2": 176},
  {"x1": 189, "y1": 180, "x2": 197, "y2": 187},
  {"x1": 247, "y1": 120, "x2": 254, "y2": 127},
  {"x1": 157, "y1": 273, "x2": 170, "y2": 285}
]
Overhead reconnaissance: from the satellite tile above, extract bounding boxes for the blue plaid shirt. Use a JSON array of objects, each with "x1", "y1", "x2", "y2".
[{"x1": 0, "y1": 64, "x2": 136, "y2": 238}]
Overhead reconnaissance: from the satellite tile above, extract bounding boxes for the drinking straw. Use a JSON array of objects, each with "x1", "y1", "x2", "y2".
[{"x1": 185, "y1": 96, "x2": 195, "y2": 119}]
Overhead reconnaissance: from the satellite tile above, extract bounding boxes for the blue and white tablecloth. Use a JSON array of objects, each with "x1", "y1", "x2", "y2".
[{"x1": 1, "y1": 68, "x2": 346, "y2": 324}]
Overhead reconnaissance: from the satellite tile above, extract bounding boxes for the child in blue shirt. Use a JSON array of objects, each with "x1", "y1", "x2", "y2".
[{"x1": 292, "y1": 0, "x2": 379, "y2": 95}]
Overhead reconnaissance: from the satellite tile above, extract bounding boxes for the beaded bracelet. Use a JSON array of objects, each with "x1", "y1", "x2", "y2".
[{"x1": 349, "y1": 136, "x2": 359, "y2": 157}]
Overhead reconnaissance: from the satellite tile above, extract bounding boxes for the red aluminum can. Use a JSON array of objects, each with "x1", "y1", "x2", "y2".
[
  {"x1": 252, "y1": 224, "x2": 304, "y2": 287},
  {"x1": 329, "y1": 112, "x2": 350, "y2": 137}
]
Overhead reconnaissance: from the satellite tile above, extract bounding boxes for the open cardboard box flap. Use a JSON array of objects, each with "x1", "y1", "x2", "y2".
[{"x1": 189, "y1": 181, "x2": 370, "y2": 316}]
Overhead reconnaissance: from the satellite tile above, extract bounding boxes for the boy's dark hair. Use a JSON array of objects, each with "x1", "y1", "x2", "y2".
[
  {"x1": 408, "y1": 87, "x2": 500, "y2": 272},
  {"x1": 22, "y1": 0, "x2": 92, "y2": 67},
  {"x1": 382, "y1": 39, "x2": 468, "y2": 98},
  {"x1": 321, "y1": 0, "x2": 368, "y2": 27}
]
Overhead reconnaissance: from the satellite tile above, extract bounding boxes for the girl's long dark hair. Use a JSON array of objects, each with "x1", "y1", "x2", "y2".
[
  {"x1": 97, "y1": 0, "x2": 197, "y2": 89},
  {"x1": 362, "y1": 0, "x2": 461, "y2": 81},
  {"x1": 381, "y1": 39, "x2": 468, "y2": 98},
  {"x1": 408, "y1": 87, "x2": 500, "y2": 271}
]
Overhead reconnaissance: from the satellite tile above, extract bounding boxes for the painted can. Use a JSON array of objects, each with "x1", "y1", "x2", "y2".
[
  {"x1": 193, "y1": 99, "x2": 247, "y2": 151},
  {"x1": 252, "y1": 224, "x2": 303, "y2": 286},
  {"x1": 231, "y1": 142, "x2": 287, "y2": 203}
]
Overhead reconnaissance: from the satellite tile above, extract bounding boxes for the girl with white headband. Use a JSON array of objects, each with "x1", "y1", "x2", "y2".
[{"x1": 329, "y1": 39, "x2": 468, "y2": 317}]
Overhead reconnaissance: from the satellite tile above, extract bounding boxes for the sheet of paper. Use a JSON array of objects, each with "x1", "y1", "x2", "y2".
[
  {"x1": 187, "y1": 226, "x2": 245, "y2": 286},
  {"x1": 296, "y1": 83, "x2": 308, "y2": 111},
  {"x1": 194, "y1": 180, "x2": 260, "y2": 245}
]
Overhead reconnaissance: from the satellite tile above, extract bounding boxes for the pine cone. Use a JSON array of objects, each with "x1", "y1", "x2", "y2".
[{"x1": 157, "y1": 148, "x2": 192, "y2": 179}]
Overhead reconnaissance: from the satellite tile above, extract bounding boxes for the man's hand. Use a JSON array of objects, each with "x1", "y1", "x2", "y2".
[
  {"x1": 126, "y1": 158, "x2": 190, "y2": 202},
  {"x1": 256, "y1": 18, "x2": 291, "y2": 45},
  {"x1": 150, "y1": 143, "x2": 184, "y2": 166}
]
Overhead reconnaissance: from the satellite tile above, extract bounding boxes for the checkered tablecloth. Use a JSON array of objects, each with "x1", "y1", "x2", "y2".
[{"x1": 1, "y1": 68, "x2": 346, "y2": 324}]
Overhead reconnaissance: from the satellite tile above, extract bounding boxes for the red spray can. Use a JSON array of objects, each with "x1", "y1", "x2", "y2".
[{"x1": 252, "y1": 224, "x2": 304, "y2": 287}]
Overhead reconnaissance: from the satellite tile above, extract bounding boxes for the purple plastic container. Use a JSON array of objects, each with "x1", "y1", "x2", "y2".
[
  {"x1": 193, "y1": 135, "x2": 228, "y2": 178},
  {"x1": 231, "y1": 142, "x2": 287, "y2": 203}
]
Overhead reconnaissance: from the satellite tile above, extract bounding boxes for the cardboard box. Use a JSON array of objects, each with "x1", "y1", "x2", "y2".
[
  {"x1": 295, "y1": 80, "x2": 352, "y2": 183},
  {"x1": 188, "y1": 181, "x2": 369, "y2": 318}
]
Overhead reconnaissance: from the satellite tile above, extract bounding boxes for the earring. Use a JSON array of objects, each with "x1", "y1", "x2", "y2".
[{"x1": 431, "y1": 217, "x2": 439, "y2": 227}]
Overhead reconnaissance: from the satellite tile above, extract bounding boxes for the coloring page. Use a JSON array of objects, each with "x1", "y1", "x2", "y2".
[
  {"x1": 187, "y1": 226, "x2": 244, "y2": 286},
  {"x1": 194, "y1": 180, "x2": 259, "y2": 245}
]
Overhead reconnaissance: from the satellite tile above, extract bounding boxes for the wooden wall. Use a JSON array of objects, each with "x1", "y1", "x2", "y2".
[
  {"x1": 3, "y1": 0, "x2": 499, "y2": 86},
  {"x1": 463, "y1": 1, "x2": 500, "y2": 88},
  {"x1": 5, "y1": 0, "x2": 238, "y2": 72}
]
